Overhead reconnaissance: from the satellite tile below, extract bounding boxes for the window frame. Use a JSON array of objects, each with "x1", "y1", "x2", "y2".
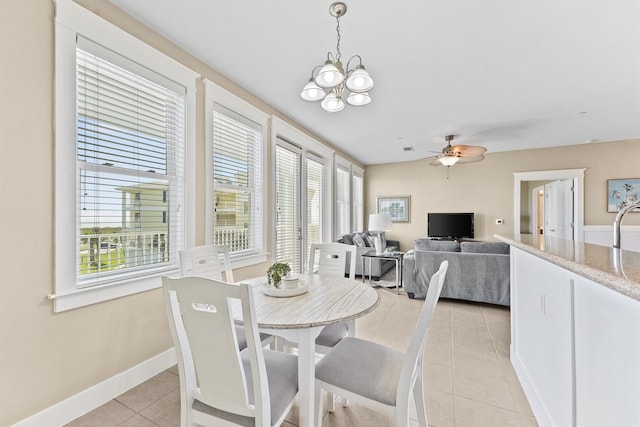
[
  {"x1": 54, "y1": 0, "x2": 197, "y2": 312},
  {"x1": 204, "y1": 80, "x2": 268, "y2": 269}
]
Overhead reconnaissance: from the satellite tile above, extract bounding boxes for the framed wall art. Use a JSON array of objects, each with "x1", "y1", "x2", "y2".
[
  {"x1": 377, "y1": 196, "x2": 410, "y2": 222},
  {"x1": 607, "y1": 178, "x2": 640, "y2": 212}
]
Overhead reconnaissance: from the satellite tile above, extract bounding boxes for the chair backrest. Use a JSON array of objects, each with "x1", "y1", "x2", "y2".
[
  {"x1": 179, "y1": 245, "x2": 234, "y2": 282},
  {"x1": 396, "y1": 260, "x2": 449, "y2": 404},
  {"x1": 162, "y1": 276, "x2": 270, "y2": 425},
  {"x1": 308, "y1": 242, "x2": 357, "y2": 279}
]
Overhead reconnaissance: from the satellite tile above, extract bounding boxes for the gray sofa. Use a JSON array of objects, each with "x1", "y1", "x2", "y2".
[
  {"x1": 403, "y1": 239, "x2": 510, "y2": 305},
  {"x1": 337, "y1": 232, "x2": 400, "y2": 279}
]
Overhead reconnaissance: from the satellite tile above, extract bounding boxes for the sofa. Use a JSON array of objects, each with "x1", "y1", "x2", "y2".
[
  {"x1": 337, "y1": 232, "x2": 400, "y2": 279},
  {"x1": 403, "y1": 239, "x2": 510, "y2": 305}
]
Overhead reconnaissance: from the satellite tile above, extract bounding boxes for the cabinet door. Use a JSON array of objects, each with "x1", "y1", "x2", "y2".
[
  {"x1": 574, "y1": 276, "x2": 640, "y2": 427},
  {"x1": 512, "y1": 249, "x2": 573, "y2": 427}
]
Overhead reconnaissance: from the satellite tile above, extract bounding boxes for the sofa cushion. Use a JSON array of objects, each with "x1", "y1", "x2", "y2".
[
  {"x1": 460, "y1": 241, "x2": 510, "y2": 254},
  {"x1": 352, "y1": 233, "x2": 367, "y2": 247},
  {"x1": 415, "y1": 239, "x2": 460, "y2": 252},
  {"x1": 341, "y1": 234, "x2": 354, "y2": 245}
]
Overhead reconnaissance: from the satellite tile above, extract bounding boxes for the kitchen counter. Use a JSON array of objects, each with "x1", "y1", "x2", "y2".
[{"x1": 495, "y1": 233, "x2": 640, "y2": 302}]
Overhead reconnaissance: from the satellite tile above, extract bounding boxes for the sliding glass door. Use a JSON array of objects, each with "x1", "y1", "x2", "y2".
[{"x1": 274, "y1": 138, "x2": 326, "y2": 274}]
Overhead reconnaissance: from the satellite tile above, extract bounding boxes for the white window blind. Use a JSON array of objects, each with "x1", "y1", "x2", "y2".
[
  {"x1": 306, "y1": 157, "x2": 324, "y2": 271},
  {"x1": 335, "y1": 165, "x2": 351, "y2": 238},
  {"x1": 75, "y1": 40, "x2": 186, "y2": 288},
  {"x1": 352, "y1": 172, "x2": 364, "y2": 232},
  {"x1": 212, "y1": 104, "x2": 263, "y2": 256},
  {"x1": 275, "y1": 143, "x2": 301, "y2": 273}
]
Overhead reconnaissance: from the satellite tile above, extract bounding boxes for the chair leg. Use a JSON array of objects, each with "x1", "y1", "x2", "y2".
[
  {"x1": 413, "y1": 371, "x2": 428, "y2": 427},
  {"x1": 314, "y1": 383, "x2": 325, "y2": 426}
]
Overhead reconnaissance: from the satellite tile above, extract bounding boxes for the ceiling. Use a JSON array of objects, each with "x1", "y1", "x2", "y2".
[{"x1": 108, "y1": 0, "x2": 640, "y2": 165}]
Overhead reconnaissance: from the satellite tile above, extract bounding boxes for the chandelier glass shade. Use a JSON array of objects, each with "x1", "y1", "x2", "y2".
[
  {"x1": 438, "y1": 156, "x2": 460, "y2": 166},
  {"x1": 300, "y1": 2, "x2": 374, "y2": 112}
]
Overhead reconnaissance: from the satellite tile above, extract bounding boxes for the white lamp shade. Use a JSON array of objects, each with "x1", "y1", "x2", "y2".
[
  {"x1": 346, "y1": 91, "x2": 371, "y2": 106},
  {"x1": 345, "y1": 66, "x2": 374, "y2": 92},
  {"x1": 321, "y1": 92, "x2": 345, "y2": 112},
  {"x1": 300, "y1": 79, "x2": 325, "y2": 101},
  {"x1": 315, "y1": 62, "x2": 345, "y2": 88},
  {"x1": 439, "y1": 156, "x2": 460, "y2": 166},
  {"x1": 368, "y1": 213, "x2": 392, "y2": 232}
]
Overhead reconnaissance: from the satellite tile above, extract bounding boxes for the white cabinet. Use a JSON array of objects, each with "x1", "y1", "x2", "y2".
[
  {"x1": 511, "y1": 247, "x2": 640, "y2": 427},
  {"x1": 574, "y1": 276, "x2": 640, "y2": 427},
  {"x1": 511, "y1": 248, "x2": 573, "y2": 427}
]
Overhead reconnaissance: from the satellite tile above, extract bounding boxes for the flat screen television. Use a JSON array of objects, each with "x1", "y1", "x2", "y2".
[{"x1": 427, "y1": 212, "x2": 474, "y2": 240}]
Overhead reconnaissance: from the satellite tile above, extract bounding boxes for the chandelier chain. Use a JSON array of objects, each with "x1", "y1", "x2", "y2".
[{"x1": 335, "y1": 15, "x2": 342, "y2": 62}]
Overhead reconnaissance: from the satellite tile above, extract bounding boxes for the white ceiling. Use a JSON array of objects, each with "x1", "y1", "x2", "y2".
[{"x1": 108, "y1": 0, "x2": 640, "y2": 165}]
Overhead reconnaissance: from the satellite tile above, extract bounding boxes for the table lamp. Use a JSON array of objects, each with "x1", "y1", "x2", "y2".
[{"x1": 368, "y1": 213, "x2": 392, "y2": 255}]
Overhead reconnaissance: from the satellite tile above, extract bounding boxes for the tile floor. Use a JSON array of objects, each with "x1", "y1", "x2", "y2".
[{"x1": 66, "y1": 282, "x2": 538, "y2": 427}]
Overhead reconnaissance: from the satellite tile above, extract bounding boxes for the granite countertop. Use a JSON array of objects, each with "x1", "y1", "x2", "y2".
[{"x1": 494, "y1": 233, "x2": 640, "y2": 302}]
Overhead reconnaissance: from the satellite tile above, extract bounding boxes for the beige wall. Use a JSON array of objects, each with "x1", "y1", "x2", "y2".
[
  {"x1": 366, "y1": 138, "x2": 640, "y2": 250},
  {"x1": 0, "y1": 0, "x2": 360, "y2": 424}
]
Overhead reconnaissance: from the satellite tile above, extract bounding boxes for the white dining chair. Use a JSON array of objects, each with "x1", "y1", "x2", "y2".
[
  {"x1": 163, "y1": 276, "x2": 298, "y2": 427},
  {"x1": 307, "y1": 242, "x2": 358, "y2": 352},
  {"x1": 179, "y1": 245, "x2": 273, "y2": 350},
  {"x1": 313, "y1": 260, "x2": 449, "y2": 427}
]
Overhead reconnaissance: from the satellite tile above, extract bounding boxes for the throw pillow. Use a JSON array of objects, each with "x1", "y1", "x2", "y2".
[
  {"x1": 365, "y1": 234, "x2": 376, "y2": 248},
  {"x1": 341, "y1": 234, "x2": 354, "y2": 245},
  {"x1": 352, "y1": 233, "x2": 367, "y2": 247}
]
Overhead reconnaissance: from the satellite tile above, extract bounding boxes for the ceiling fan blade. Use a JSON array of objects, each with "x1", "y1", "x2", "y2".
[
  {"x1": 455, "y1": 154, "x2": 485, "y2": 164},
  {"x1": 450, "y1": 144, "x2": 487, "y2": 157}
]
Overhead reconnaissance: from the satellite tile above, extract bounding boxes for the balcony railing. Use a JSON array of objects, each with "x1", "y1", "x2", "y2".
[{"x1": 214, "y1": 227, "x2": 249, "y2": 252}]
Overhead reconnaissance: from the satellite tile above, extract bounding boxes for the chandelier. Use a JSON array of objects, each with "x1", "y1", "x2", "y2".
[{"x1": 300, "y1": 2, "x2": 374, "y2": 113}]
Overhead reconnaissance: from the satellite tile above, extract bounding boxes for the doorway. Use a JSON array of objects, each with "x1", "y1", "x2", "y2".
[{"x1": 513, "y1": 169, "x2": 585, "y2": 241}]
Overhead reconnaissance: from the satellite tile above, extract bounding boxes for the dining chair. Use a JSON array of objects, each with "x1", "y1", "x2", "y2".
[
  {"x1": 313, "y1": 260, "x2": 449, "y2": 427},
  {"x1": 307, "y1": 242, "x2": 358, "y2": 353},
  {"x1": 163, "y1": 276, "x2": 298, "y2": 427},
  {"x1": 179, "y1": 245, "x2": 273, "y2": 350}
]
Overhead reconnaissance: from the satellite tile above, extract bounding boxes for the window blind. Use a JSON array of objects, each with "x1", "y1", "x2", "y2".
[
  {"x1": 75, "y1": 43, "x2": 186, "y2": 287},
  {"x1": 212, "y1": 104, "x2": 263, "y2": 255},
  {"x1": 306, "y1": 157, "x2": 324, "y2": 272},
  {"x1": 335, "y1": 165, "x2": 351, "y2": 237},
  {"x1": 352, "y1": 172, "x2": 364, "y2": 232},
  {"x1": 275, "y1": 143, "x2": 301, "y2": 273}
]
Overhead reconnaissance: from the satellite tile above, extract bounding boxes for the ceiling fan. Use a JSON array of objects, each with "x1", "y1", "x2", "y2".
[{"x1": 427, "y1": 135, "x2": 487, "y2": 167}]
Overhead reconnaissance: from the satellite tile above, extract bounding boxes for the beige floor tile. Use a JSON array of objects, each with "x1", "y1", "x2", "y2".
[
  {"x1": 452, "y1": 350, "x2": 504, "y2": 380},
  {"x1": 453, "y1": 370, "x2": 516, "y2": 411},
  {"x1": 138, "y1": 387, "x2": 180, "y2": 427},
  {"x1": 320, "y1": 402, "x2": 391, "y2": 427},
  {"x1": 116, "y1": 370, "x2": 179, "y2": 412},
  {"x1": 165, "y1": 364, "x2": 179, "y2": 376},
  {"x1": 497, "y1": 356, "x2": 519, "y2": 383},
  {"x1": 519, "y1": 414, "x2": 539, "y2": 427},
  {"x1": 425, "y1": 387, "x2": 455, "y2": 427},
  {"x1": 424, "y1": 362, "x2": 454, "y2": 394},
  {"x1": 117, "y1": 413, "x2": 159, "y2": 427},
  {"x1": 64, "y1": 400, "x2": 135, "y2": 427},
  {"x1": 453, "y1": 396, "x2": 522, "y2": 427},
  {"x1": 507, "y1": 380, "x2": 534, "y2": 417}
]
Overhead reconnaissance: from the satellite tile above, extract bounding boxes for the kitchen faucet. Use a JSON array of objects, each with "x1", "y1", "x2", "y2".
[{"x1": 612, "y1": 201, "x2": 640, "y2": 249}]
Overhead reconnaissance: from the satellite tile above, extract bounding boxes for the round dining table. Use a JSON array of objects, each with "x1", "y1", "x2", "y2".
[{"x1": 234, "y1": 274, "x2": 380, "y2": 427}]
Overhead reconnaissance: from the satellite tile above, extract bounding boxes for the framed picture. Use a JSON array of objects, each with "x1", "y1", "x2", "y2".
[
  {"x1": 607, "y1": 178, "x2": 640, "y2": 212},
  {"x1": 377, "y1": 196, "x2": 410, "y2": 222}
]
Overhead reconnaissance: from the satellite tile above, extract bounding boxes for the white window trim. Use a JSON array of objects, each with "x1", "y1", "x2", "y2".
[
  {"x1": 352, "y1": 164, "x2": 365, "y2": 232},
  {"x1": 53, "y1": 0, "x2": 197, "y2": 312},
  {"x1": 271, "y1": 117, "x2": 334, "y2": 254},
  {"x1": 204, "y1": 80, "x2": 268, "y2": 269},
  {"x1": 334, "y1": 154, "x2": 354, "y2": 239}
]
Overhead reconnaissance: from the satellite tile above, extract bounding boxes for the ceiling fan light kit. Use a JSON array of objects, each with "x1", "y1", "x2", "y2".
[
  {"x1": 300, "y1": 2, "x2": 374, "y2": 112},
  {"x1": 429, "y1": 135, "x2": 487, "y2": 167}
]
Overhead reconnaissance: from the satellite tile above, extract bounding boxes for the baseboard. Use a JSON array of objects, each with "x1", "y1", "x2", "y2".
[
  {"x1": 13, "y1": 348, "x2": 176, "y2": 427},
  {"x1": 510, "y1": 348, "x2": 551, "y2": 427}
]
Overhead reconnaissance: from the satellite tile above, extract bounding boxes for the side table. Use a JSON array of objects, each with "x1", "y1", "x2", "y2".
[{"x1": 361, "y1": 251, "x2": 405, "y2": 294}]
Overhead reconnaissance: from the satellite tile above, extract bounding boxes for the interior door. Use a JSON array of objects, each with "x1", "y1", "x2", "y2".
[
  {"x1": 544, "y1": 179, "x2": 574, "y2": 239},
  {"x1": 275, "y1": 141, "x2": 302, "y2": 273}
]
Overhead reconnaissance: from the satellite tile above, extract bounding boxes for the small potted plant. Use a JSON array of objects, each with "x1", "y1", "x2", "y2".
[{"x1": 266, "y1": 262, "x2": 291, "y2": 288}]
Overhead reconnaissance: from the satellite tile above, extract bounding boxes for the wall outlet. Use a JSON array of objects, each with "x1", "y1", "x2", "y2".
[{"x1": 496, "y1": 219, "x2": 504, "y2": 225}]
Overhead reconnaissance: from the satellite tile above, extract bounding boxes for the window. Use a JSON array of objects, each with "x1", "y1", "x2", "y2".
[
  {"x1": 335, "y1": 155, "x2": 364, "y2": 238},
  {"x1": 205, "y1": 81, "x2": 267, "y2": 268},
  {"x1": 54, "y1": 0, "x2": 196, "y2": 311}
]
